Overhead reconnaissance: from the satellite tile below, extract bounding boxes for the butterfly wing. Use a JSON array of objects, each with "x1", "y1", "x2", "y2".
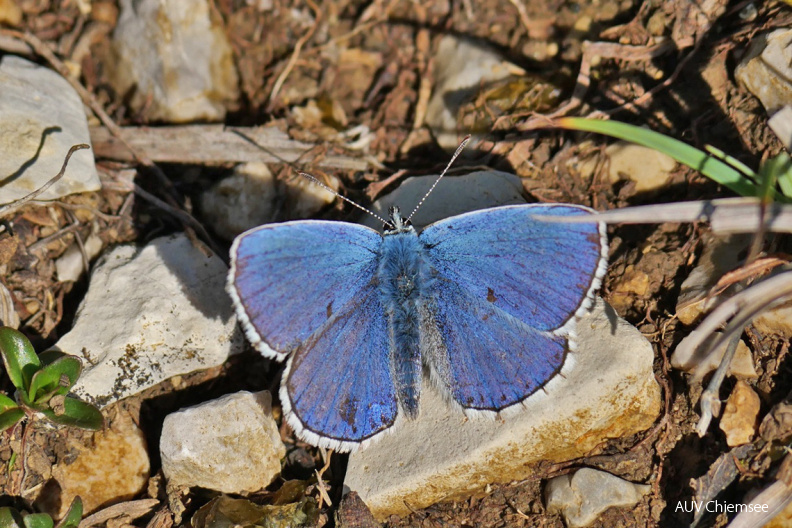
[
  {"x1": 228, "y1": 220, "x2": 382, "y2": 360},
  {"x1": 419, "y1": 204, "x2": 607, "y2": 411},
  {"x1": 229, "y1": 220, "x2": 397, "y2": 451},
  {"x1": 282, "y1": 283, "x2": 396, "y2": 451}
]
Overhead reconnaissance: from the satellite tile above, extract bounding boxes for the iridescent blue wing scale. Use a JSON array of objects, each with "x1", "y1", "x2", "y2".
[
  {"x1": 282, "y1": 284, "x2": 396, "y2": 451},
  {"x1": 229, "y1": 221, "x2": 397, "y2": 450},
  {"x1": 420, "y1": 283, "x2": 567, "y2": 411},
  {"x1": 228, "y1": 221, "x2": 381, "y2": 360},
  {"x1": 419, "y1": 204, "x2": 607, "y2": 411}
]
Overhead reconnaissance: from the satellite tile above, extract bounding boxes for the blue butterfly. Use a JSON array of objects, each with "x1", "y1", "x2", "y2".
[{"x1": 227, "y1": 175, "x2": 607, "y2": 452}]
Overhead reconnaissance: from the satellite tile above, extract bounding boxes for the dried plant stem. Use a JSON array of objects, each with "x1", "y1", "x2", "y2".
[{"x1": 695, "y1": 333, "x2": 741, "y2": 437}]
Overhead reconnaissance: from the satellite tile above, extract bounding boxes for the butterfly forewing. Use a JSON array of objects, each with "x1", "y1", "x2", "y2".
[
  {"x1": 419, "y1": 204, "x2": 607, "y2": 334},
  {"x1": 229, "y1": 221, "x2": 382, "y2": 360}
]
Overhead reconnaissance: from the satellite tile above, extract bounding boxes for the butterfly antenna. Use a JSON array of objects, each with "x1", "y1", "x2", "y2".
[
  {"x1": 406, "y1": 135, "x2": 472, "y2": 223},
  {"x1": 299, "y1": 172, "x2": 393, "y2": 228}
]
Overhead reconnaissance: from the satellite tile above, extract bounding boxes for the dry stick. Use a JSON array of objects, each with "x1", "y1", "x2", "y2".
[
  {"x1": 696, "y1": 333, "x2": 741, "y2": 437},
  {"x1": 0, "y1": 29, "x2": 223, "y2": 257},
  {"x1": 0, "y1": 144, "x2": 89, "y2": 218}
]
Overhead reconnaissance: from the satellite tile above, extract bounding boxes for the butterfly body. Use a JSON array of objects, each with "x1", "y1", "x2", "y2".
[
  {"x1": 376, "y1": 209, "x2": 426, "y2": 419},
  {"x1": 228, "y1": 202, "x2": 607, "y2": 452}
]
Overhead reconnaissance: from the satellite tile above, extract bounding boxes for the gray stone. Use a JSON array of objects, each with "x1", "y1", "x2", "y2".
[
  {"x1": 362, "y1": 170, "x2": 526, "y2": 231},
  {"x1": 109, "y1": 0, "x2": 239, "y2": 122},
  {"x1": 55, "y1": 233, "x2": 103, "y2": 283},
  {"x1": 735, "y1": 28, "x2": 792, "y2": 116},
  {"x1": 52, "y1": 233, "x2": 244, "y2": 407},
  {"x1": 544, "y1": 468, "x2": 651, "y2": 528},
  {"x1": 604, "y1": 142, "x2": 677, "y2": 193},
  {"x1": 672, "y1": 332, "x2": 757, "y2": 380},
  {"x1": 344, "y1": 300, "x2": 661, "y2": 520},
  {"x1": 0, "y1": 55, "x2": 100, "y2": 205},
  {"x1": 769, "y1": 105, "x2": 792, "y2": 149},
  {"x1": 201, "y1": 162, "x2": 338, "y2": 241},
  {"x1": 425, "y1": 36, "x2": 524, "y2": 149},
  {"x1": 160, "y1": 391, "x2": 285, "y2": 493}
]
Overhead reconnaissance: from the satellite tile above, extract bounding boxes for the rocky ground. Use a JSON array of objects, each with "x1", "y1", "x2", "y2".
[{"x1": 1, "y1": 0, "x2": 791, "y2": 527}]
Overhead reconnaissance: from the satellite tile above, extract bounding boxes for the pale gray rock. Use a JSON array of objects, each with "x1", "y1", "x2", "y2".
[
  {"x1": 201, "y1": 162, "x2": 338, "y2": 241},
  {"x1": 752, "y1": 298, "x2": 792, "y2": 339},
  {"x1": 52, "y1": 233, "x2": 244, "y2": 407},
  {"x1": 362, "y1": 170, "x2": 525, "y2": 231},
  {"x1": 0, "y1": 55, "x2": 99, "y2": 205},
  {"x1": 576, "y1": 140, "x2": 677, "y2": 194},
  {"x1": 735, "y1": 28, "x2": 792, "y2": 116},
  {"x1": 55, "y1": 233, "x2": 103, "y2": 283},
  {"x1": 544, "y1": 468, "x2": 651, "y2": 528},
  {"x1": 671, "y1": 332, "x2": 757, "y2": 380},
  {"x1": 345, "y1": 300, "x2": 661, "y2": 520},
  {"x1": 160, "y1": 391, "x2": 285, "y2": 493},
  {"x1": 604, "y1": 142, "x2": 677, "y2": 193},
  {"x1": 769, "y1": 105, "x2": 792, "y2": 149},
  {"x1": 109, "y1": 0, "x2": 239, "y2": 122},
  {"x1": 425, "y1": 36, "x2": 524, "y2": 149}
]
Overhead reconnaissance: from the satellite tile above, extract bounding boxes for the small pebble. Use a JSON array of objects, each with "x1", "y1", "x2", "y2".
[
  {"x1": 720, "y1": 380, "x2": 761, "y2": 447},
  {"x1": 545, "y1": 468, "x2": 650, "y2": 528}
]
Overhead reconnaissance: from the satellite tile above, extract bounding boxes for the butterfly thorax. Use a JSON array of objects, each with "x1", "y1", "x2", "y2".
[{"x1": 377, "y1": 206, "x2": 426, "y2": 419}]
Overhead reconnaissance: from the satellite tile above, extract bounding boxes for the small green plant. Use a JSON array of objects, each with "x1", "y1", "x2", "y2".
[
  {"x1": 0, "y1": 327, "x2": 102, "y2": 431},
  {"x1": 0, "y1": 497, "x2": 82, "y2": 528},
  {"x1": 554, "y1": 117, "x2": 792, "y2": 203}
]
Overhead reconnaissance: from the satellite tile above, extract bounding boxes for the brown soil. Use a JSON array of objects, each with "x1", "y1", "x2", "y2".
[{"x1": 1, "y1": 0, "x2": 791, "y2": 527}]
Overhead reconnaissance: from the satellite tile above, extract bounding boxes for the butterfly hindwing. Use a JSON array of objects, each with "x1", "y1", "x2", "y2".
[
  {"x1": 420, "y1": 282, "x2": 567, "y2": 411},
  {"x1": 283, "y1": 282, "x2": 397, "y2": 451},
  {"x1": 228, "y1": 221, "x2": 382, "y2": 360}
]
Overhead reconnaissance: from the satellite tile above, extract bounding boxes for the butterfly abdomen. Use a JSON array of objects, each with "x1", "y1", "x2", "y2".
[{"x1": 377, "y1": 229, "x2": 426, "y2": 419}]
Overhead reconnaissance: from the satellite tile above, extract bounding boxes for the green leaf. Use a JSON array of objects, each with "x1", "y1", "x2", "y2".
[
  {"x1": 54, "y1": 497, "x2": 82, "y2": 528},
  {"x1": 554, "y1": 117, "x2": 790, "y2": 203},
  {"x1": 37, "y1": 350, "x2": 66, "y2": 366},
  {"x1": 764, "y1": 153, "x2": 792, "y2": 200},
  {"x1": 0, "y1": 392, "x2": 17, "y2": 412},
  {"x1": 22, "y1": 514, "x2": 52, "y2": 528},
  {"x1": 40, "y1": 397, "x2": 103, "y2": 430},
  {"x1": 0, "y1": 507, "x2": 24, "y2": 528},
  {"x1": 28, "y1": 356, "x2": 81, "y2": 403},
  {"x1": 0, "y1": 327, "x2": 41, "y2": 392},
  {"x1": 0, "y1": 407, "x2": 24, "y2": 432}
]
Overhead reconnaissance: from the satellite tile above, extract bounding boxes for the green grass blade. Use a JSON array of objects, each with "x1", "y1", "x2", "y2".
[
  {"x1": 555, "y1": 117, "x2": 787, "y2": 202},
  {"x1": 766, "y1": 153, "x2": 792, "y2": 199}
]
